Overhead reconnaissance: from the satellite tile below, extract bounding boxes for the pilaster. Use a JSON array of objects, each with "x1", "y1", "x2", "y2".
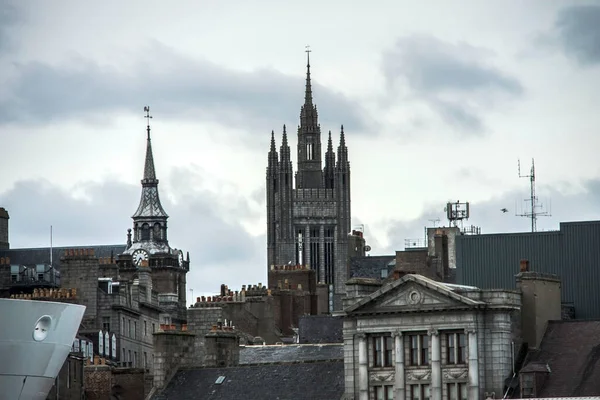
[
  {"x1": 393, "y1": 330, "x2": 405, "y2": 400},
  {"x1": 429, "y1": 328, "x2": 441, "y2": 400},
  {"x1": 466, "y1": 328, "x2": 479, "y2": 399},
  {"x1": 357, "y1": 333, "x2": 368, "y2": 400}
]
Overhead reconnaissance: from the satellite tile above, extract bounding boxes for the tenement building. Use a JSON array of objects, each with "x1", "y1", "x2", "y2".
[
  {"x1": 339, "y1": 274, "x2": 526, "y2": 400},
  {"x1": 266, "y1": 52, "x2": 351, "y2": 311}
]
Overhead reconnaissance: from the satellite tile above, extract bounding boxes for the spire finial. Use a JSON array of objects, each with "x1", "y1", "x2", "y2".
[
  {"x1": 144, "y1": 106, "x2": 153, "y2": 140},
  {"x1": 304, "y1": 45, "x2": 313, "y2": 106},
  {"x1": 340, "y1": 125, "x2": 346, "y2": 146},
  {"x1": 270, "y1": 130, "x2": 276, "y2": 152},
  {"x1": 282, "y1": 124, "x2": 288, "y2": 145},
  {"x1": 305, "y1": 45, "x2": 311, "y2": 67}
]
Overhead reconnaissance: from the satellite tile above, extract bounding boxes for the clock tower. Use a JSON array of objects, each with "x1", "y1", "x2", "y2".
[{"x1": 117, "y1": 107, "x2": 190, "y2": 320}]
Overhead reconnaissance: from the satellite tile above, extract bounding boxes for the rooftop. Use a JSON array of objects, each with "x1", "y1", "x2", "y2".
[
  {"x1": 523, "y1": 320, "x2": 600, "y2": 397},
  {"x1": 239, "y1": 343, "x2": 343, "y2": 365},
  {"x1": 152, "y1": 361, "x2": 344, "y2": 400}
]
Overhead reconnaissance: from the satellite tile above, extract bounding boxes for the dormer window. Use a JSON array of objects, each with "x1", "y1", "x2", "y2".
[{"x1": 521, "y1": 373, "x2": 535, "y2": 397}]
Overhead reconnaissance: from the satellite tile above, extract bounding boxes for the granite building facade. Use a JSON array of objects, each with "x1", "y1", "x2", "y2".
[{"x1": 266, "y1": 54, "x2": 351, "y2": 310}]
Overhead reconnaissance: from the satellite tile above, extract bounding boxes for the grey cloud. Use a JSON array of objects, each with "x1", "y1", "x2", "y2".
[
  {"x1": 0, "y1": 0, "x2": 21, "y2": 53},
  {"x1": 382, "y1": 35, "x2": 523, "y2": 135},
  {"x1": 0, "y1": 41, "x2": 370, "y2": 134},
  {"x1": 379, "y1": 179, "x2": 600, "y2": 255},
  {"x1": 555, "y1": 5, "x2": 600, "y2": 66},
  {"x1": 0, "y1": 170, "x2": 266, "y2": 294}
]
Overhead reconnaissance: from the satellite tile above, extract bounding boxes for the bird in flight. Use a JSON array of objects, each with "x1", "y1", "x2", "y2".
[{"x1": 501, "y1": 208, "x2": 508, "y2": 213}]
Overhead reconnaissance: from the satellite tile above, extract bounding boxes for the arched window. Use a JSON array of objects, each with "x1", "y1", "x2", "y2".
[
  {"x1": 141, "y1": 223, "x2": 150, "y2": 240},
  {"x1": 153, "y1": 223, "x2": 161, "y2": 240}
]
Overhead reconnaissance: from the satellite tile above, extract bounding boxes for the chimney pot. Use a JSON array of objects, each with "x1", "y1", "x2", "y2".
[{"x1": 520, "y1": 259, "x2": 530, "y2": 272}]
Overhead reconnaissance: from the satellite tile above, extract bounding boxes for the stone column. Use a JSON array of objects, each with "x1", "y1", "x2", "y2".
[
  {"x1": 393, "y1": 330, "x2": 405, "y2": 400},
  {"x1": 466, "y1": 328, "x2": 479, "y2": 399},
  {"x1": 305, "y1": 225, "x2": 311, "y2": 270},
  {"x1": 319, "y1": 224, "x2": 325, "y2": 284},
  {"x1": 358, "y1": 333, "x2": 369, "y2": 400},
  {"x1": 429, "y1": 329, "x2": 442, "y2": 400}
]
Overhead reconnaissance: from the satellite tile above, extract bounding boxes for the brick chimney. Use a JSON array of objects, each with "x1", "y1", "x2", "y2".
[{"x1": 520, "y1": 259, "x2": 530, "y2": 272}]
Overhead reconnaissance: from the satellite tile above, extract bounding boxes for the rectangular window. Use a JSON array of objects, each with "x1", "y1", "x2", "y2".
[
  {"x1": 102, "y1": 316, "x2": 110, "y2": 333},
  {"x1": 447, "y1": 382, "x2": 467, "y2": 400},
  {"x1": 409, "y1": 333, "x2": 429, "y2": 366},
  {"x1": 122, "y1": 317, "x2": 125, "y2": 336},
  {"x1": 144, "y1": 352, "x2": 148, "y2": 369},
  {"x1": 134, "y1": 321, "x2": 137, "y2": 339},
  {"x1": 446, "y1": 332, "x2": 466, "y2": 364},
  {"x1": 409, "y1": 384, "x2": 430, "y2": 400},
  {"x1": 374, "y1": 385, "x2": 394, "y2": 400},
  {"x1": 372, "y1": 335, "x2": 393, "y2": 367},
  {"x1": 152, "y1": 322, "x2": 156, "y2": 332},
  {"x1": 144, "y1": 320, "x2": 147, "y2": 336}
]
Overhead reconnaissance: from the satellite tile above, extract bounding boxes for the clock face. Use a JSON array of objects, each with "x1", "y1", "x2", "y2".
[
  {"x1": 132, "y1": 249, "x2": 149, "y2": 266},
  {"x1": 178, "y1": 250, "x2": 184, "y2": 267}
]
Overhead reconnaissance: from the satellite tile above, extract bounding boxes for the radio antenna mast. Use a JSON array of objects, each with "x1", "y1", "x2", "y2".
[{"x1": 517, "y1": 158, "x2": 551, "y2": 232}]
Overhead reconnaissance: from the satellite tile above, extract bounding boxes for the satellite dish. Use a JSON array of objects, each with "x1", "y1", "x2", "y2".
[{"x1": 365, "y1": 245, "x2": 372, "y2": 252}]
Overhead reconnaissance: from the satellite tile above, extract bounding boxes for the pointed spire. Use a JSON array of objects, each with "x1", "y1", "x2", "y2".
[
  {"x1": 132, "y1": 106, "x2": 169, "y2": 219},
  {"x1": 327, "y1": 130, "x2": 333, "y2": 153},
  {"x1": 282, "y1": 124, "x2": 288, "y2": 146},
  {"x1": 337, "y1": 124, "x2": 349, "y2": 168},
  {"x1": 270, "y1": 130, "x2": 277, "y2": 152},
  {"x1": 143, "y1": 106, "x2": 157, "y2": 182},
  {"x1": 304, "y1": 45, "x2": 313, "y2": 106}
]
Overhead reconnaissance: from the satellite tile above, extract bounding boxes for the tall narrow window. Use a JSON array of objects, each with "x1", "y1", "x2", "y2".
[
  {"x1": 446, "y1": 332, "x2": 466, "y2": 364},
  {"x1": 324, "y1": 227, "x2": 335, "y2": 284},
  {"x1": 306, "y1": 143, "x2": 314, "y2": 160},
  {"x1": 374, "y1": 385, "x2": 394, "y2": 400},
  {"x1": 310, "y1": 228, "x2": 320, "y2": 278},
  {"x1": 409, "y1": 333, "x2": 429, "y2": 366},
  {"x1": 372, "y1": 335, "x2": 393, "y2": 367},
  {"x1": 409, "y1": 384, "x2": 430, "y2": 400},
  {"x1": 447, "y1": 382, "x2": 467, "y2": 400},
  {"x1": 141, "y1": 223, "x2": 150, "y2": 240}
]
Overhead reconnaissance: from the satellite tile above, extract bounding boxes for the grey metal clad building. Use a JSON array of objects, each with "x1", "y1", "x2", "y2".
[{"x1": 456, "y1": 220, "x2": 600, "y2": 319}]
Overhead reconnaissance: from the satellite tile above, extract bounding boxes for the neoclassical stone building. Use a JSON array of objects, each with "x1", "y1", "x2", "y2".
[{"x1": 339, "y1": 274, "x2": 522, "y2": 400}]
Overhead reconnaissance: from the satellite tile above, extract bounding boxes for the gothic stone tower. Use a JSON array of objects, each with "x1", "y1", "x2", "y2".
[
  {"x1": 117, "y1": 108, "x2": 190, "y2": 321},
  {"x1": 266, "y1": 53, "x2": 351, "y2": 311}
]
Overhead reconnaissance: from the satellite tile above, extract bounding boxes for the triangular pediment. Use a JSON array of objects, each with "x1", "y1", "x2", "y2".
[{"x1": 345, "y1": 274, "x2": 484, "y2": 315}]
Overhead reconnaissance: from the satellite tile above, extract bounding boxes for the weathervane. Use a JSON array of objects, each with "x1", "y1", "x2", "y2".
[
  {"x1": 305, "y1": 45, "x2": 311, "y2": 64},
  {"x1": 144, "y1": 106, "x2": 152, "y2": 139}
]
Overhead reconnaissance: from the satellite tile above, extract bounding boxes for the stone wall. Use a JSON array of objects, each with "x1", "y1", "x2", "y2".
[
  {"x1": 60, "y1": 248, "x2": 100, "y2": 327},
  {"x1": 112, "y1": 368, "x2": 147, "y2": 399},
  {"x1": 0, "y1": 207, "x2": 8, "y2": 249},
  {"x1": 204, "y1": 328, "x2": 240, "y2": 367},
  {"x1": 187, "y1": 306, "x2": 224, "y2": 362},
  {"x1": 152, "y1": 330, "x2": 196, "y2": 389}
]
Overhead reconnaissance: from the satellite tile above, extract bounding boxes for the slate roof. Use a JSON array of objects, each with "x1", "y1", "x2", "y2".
[
  {"x1": 239, "y1": 344, "x2": 343, "y2": 365},
  {"x1": 0, "y1": 244, "x2": 127, "y2": 269},
  {"x1": 298, "y1": 315, "x2": 343, "y2": 344},
  {"x1": 349, "y1": 255, "x2": 396, "y2": 280},
  {"x1": 523, "y1": 320, "x2": 600, "y2": 397},
  {"x1": 152, "y1": 362, "x2": 345, "y2": 400}
]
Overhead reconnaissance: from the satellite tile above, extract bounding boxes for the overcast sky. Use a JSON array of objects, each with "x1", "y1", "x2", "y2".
[{"x1": 1, "y1": 0, "x2": 599, "y2": 295}]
